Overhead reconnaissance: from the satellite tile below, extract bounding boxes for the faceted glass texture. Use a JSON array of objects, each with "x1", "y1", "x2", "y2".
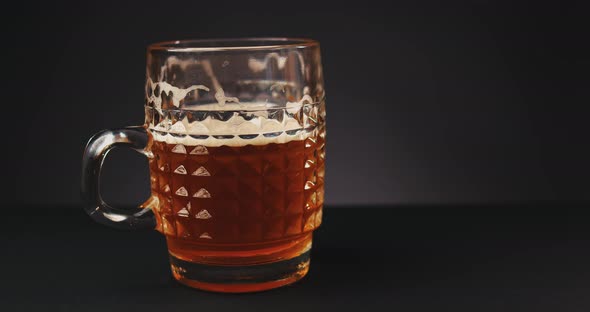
[{"x1": 147, "y1": 102, "x2": 325, "y2": 244}]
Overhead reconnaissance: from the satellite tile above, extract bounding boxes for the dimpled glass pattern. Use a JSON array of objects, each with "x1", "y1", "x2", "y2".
[{"x1": 145, "y1": 101, "x2": 325, "y2": 243}]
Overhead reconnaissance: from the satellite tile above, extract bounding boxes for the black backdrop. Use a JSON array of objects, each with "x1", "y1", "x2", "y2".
[{"x1": 4, "y1": 0, "x2": 588, "y2": 207}]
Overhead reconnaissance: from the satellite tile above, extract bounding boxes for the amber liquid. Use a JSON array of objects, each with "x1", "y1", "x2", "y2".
[{"x1": 148, "y1": 134, "x2": 324, "y2": 291}]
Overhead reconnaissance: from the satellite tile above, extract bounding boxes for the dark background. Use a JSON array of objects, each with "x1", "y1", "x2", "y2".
[
  {"x1": 4, "y1": 0, "x2": 589, "y2": 206},
  {"x1": 2, "y1": 1, "x2": 590, "y2": 310}
]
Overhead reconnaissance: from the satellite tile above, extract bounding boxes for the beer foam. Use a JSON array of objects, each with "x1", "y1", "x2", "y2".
[
  {"x1": 151, "y1": 130, "x2": 309, "y2": 147},
  {"x1": 146, "y1": 53, "x2": 320, "y2": 147},
  {"x1": 147, "y1": 57, "x2": 242, "y2": 113},
  {"x1": 148, "y1": 99, "x2": 319, "y2": 147}
]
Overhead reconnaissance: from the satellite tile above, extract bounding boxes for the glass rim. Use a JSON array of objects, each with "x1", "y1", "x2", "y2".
[{"x1": 148, "y1": 37, "x2": 319, "y2": 52}]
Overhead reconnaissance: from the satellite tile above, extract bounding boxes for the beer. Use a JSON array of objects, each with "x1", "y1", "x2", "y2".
[{"x1": 146, "y1": 104, "x2": 325, "y2": 292}]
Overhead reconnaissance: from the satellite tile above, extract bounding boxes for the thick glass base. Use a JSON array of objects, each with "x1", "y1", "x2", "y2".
[
  {"x1": 167, "y1": 233, "x2": 312, "y2": 293},
  {"x1": 170, "y1": 251, "x2": 310, "y2": 292}
]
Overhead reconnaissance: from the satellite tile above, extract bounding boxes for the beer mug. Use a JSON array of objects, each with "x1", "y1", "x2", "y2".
[{"x1": 81, "y1": 38, "x2": 326, "y2": 293}]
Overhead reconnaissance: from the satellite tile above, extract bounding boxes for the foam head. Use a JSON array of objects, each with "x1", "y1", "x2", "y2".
[{"x1": 147, "y1": 101, "x2": 321, "y2": 147}]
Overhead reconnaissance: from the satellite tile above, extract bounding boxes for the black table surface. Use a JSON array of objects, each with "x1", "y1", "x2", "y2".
[{"x1": 3, "y1": 204, "x2": 590, "y2": 311}]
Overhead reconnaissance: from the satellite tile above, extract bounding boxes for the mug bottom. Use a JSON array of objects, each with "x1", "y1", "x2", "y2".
[{"x1": 167, "y1": 233, "x2": 312, "y2": 293}]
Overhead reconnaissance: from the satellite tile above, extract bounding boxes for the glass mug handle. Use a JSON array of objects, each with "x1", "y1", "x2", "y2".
[{"x1": 81, "y1": 126, "x2": 156, "y2": 229}]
